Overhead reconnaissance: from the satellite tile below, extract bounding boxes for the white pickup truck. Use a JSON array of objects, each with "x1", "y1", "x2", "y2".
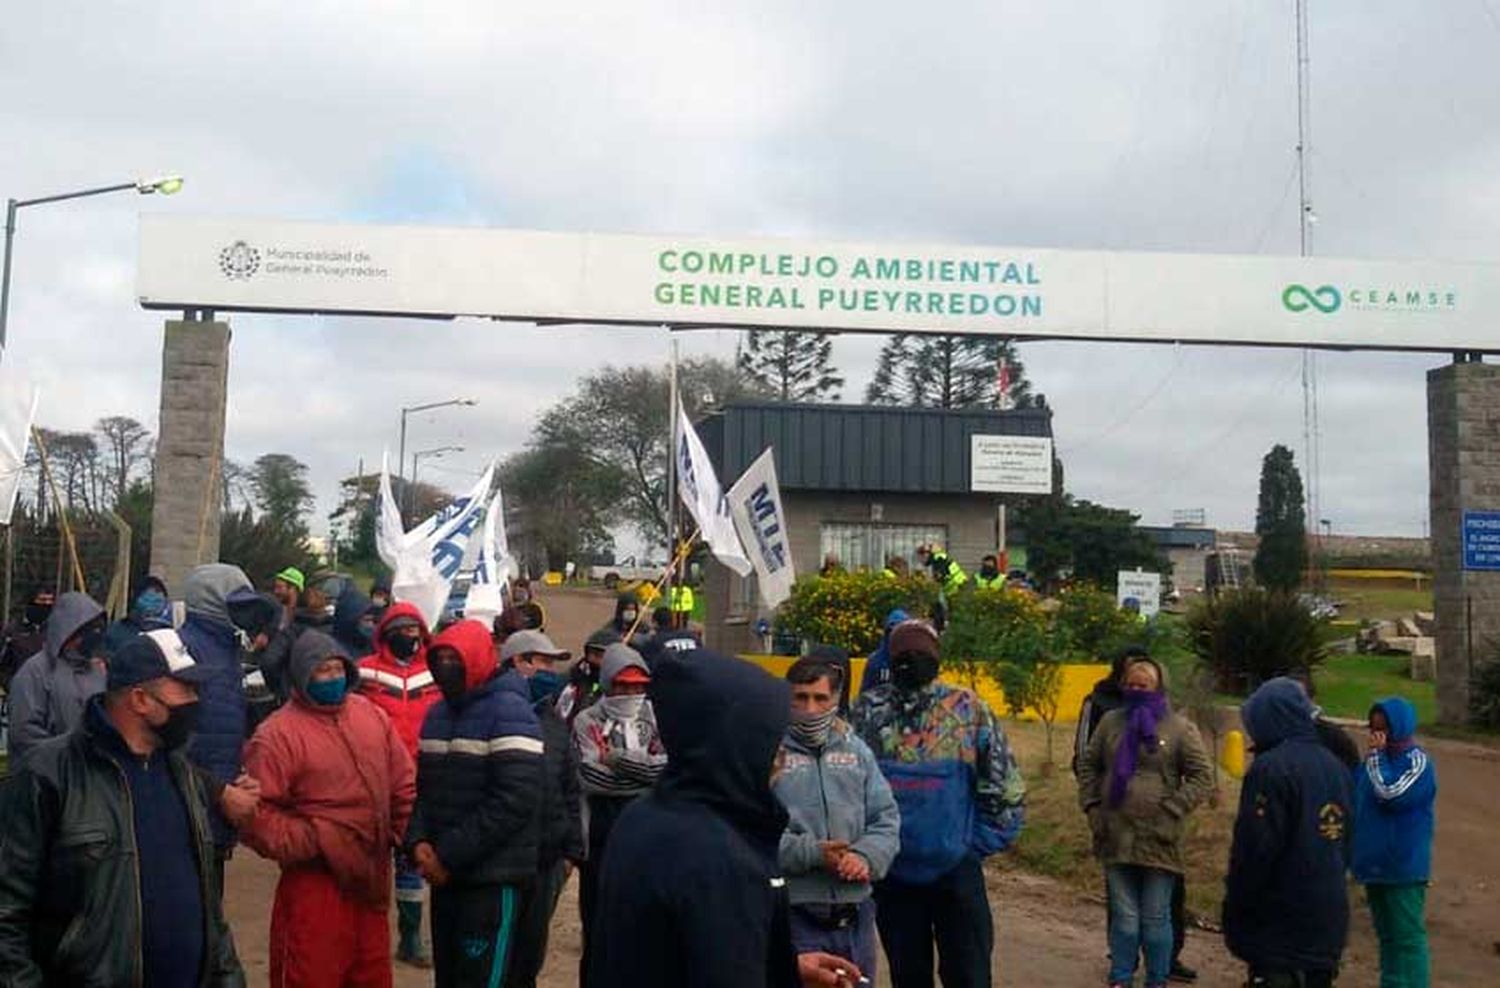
[{"x1": 590, "y1": 555, "x2": 664, "y2": 589}]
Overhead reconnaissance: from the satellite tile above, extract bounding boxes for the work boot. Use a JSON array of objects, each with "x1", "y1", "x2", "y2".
[{"x1": 396, "y1": 899, "x2": 432, "y2": 968}]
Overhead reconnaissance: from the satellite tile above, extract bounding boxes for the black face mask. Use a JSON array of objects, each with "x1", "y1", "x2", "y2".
[
  {"x1": 891, "y1": 651, "x2": 939, "y2": 692},
  {"x1": 68, "y1": 625, "x2": 106, "y2": 663},
  {"x1": 431, "y1": 659, "x2": 468, "y2": 706},
  {"x1": 574, "y1": 656, "x2": 601, "y2": 685},
  {"x1": 980, "y1": 565, "x2": 999, "y2": 579},
  {"x1": 25, "y1": 602, "x2": 52, "y2": 626},
  {"x1": 387, "y1": 634, "x2": 422, "y2": 661},
  {"x1": 148, "y1": 695, "x2": 201, "y2": 750}
]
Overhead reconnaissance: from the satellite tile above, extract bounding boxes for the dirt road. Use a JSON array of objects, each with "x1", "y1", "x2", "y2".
[{"x1": 223, "y1": 586, "x2": 1499, "y2": 986}]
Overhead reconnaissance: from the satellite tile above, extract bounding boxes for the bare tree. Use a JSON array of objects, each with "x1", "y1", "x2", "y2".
[{"x1": 95, "y1": 416, "x2": 152, "y2": 508}]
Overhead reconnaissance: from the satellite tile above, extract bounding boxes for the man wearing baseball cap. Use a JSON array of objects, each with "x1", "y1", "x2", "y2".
[{"x1": 0, "y1": 629, "x2": 246, "y2": 987}]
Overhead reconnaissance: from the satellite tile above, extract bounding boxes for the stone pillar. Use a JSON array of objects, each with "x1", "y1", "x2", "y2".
[
  {"x1": 149, "y1": 318, "x2": 230, "y2": 593},
  {"x1": 1427, "y1": 361, "x2": 1500, "y2": 724}
]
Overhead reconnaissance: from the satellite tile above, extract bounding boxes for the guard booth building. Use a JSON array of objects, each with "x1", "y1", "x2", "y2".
[{"x1": 697, "y1": 401, "x2": 1054, "y2": 656}]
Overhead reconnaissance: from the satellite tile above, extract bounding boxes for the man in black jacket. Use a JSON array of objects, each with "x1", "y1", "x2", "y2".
[
  {"x1": 1223, "y1": 677, "x2": 1353, "y2": 987},
  {"x1": 586, "y1": 647, "x2": 859, "y2": 988},
  {"x1": 0, "y1": 628, "x2": 247, "y2": 987}
]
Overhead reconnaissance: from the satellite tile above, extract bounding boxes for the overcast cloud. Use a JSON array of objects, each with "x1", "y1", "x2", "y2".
[{"x1": 3, "y1": 1, "x2": 1497, "y2": 545}]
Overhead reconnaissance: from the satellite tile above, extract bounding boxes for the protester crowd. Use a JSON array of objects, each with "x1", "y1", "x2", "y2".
[{"x1": 0, "y1": 552, "x2": 1438, "y2": 987}]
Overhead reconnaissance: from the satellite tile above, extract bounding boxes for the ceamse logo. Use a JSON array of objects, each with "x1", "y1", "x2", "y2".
[
  {"x1": 1282, "y1": 282, "x2": 1457, "y2": 315},
  {"x1": 1282, "y1": 283, "x2": 1341, "y2": 314}
]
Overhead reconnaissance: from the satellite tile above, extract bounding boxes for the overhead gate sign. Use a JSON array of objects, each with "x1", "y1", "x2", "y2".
[{"x1": 138, "y1": 216, "x2": 1500, "y2": 351}]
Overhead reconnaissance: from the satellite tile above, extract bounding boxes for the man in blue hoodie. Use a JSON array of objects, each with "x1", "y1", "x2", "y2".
[
  {"x1": 1352, "y1": 696, "x2": 1436, "y2": 988},
  {"x1": 1223, "y1": 678, "x2": 1353, "y2": 988},
  {"x1": 857, "y1": 608, "x2": 908, "y2": 695},
  {"x1": 853, "y1": 619, "x2": 1025, "y2": 988},
  {"x1": 774, "y1": 654, "x2": 900, "y2": 982}
]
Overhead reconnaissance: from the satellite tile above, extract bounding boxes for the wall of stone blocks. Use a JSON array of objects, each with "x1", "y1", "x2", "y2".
[
  {"x1": 149, "y1": 320, "x2": 230, "y2": 594},
  {"x1": 1427, "y1": 362, "x2": 1500, "y2": 724}
]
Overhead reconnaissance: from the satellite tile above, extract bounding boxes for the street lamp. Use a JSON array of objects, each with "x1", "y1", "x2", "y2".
[
  {"x1": 409, "y1": 446, "x2": 465, "y2": 513},
  {"x1": 397, "y1": 398, "x2": 477, "y2": 516},
  {"x1": 1, "y1": 175, "x2": 184, "y2": 357}
]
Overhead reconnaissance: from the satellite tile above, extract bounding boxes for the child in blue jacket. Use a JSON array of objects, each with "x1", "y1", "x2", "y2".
[{"x1": 1353, "y1": 696, "x2": 1436, "y2": 988}]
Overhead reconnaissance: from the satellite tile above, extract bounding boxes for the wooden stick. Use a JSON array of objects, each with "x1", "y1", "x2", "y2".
[
  {"x1": 30, "y1": 428, "x2": 86, "y2": 592},
  {"x1": 623, "y1": 527, "x2": 700, "y2": 642}
]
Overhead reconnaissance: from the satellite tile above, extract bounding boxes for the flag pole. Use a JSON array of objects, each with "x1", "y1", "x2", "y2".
[{"x1": 666, "y1": 333, "x2": 682, "y2": 626}]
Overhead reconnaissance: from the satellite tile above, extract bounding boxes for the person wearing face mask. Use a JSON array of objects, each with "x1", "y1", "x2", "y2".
[
  {"x1": 499, "y1": 630, "x2": 586, "y2": 988},
  {"x1": 239, "y1": 630, "x2": 415, "y2": 988},
  {"x1": 510, "y1": 578, "x2": 547, "y2": 630},
  {"x1": 851, "y1": 619, "x2": 1026, "y2": 988},
  {"x1": 407, "y1": 618, "x2": 545, "y2": 987},
  {"x1": 0, "y1": 587, "x2": 54, "y2": 691},
  {"x1": 331, "y1": 585, "x2": 374, "y2": 658},
  {"x1": 355, "y1": 602, "x2": 440, "y2": 967},
  {"x1": 856, "y1": 608, "x2": 909, "y2": 696},
  {"x1": 1077, "y1": 656, "x2": 1213, "y2": 988},
  {"x1": 571, "y1": 642, "x2": 667, "y2": 979},
  {"x1": 6, "y1": 590, "x2": 108, "y2": 765},
  {"x1": 973, "y1": 554, "x2": 1004, "y2": 591},
  {"x1": 605, "y1": 592, "x2": 641, "y2": 637},
  {"x1": 0, "y1": 628, "x2": 246, "y2": 987},
  {"x1": 773, "y1": 656, "x2": 900, "y2": 984},
  {"x1": 557, "y1": 628, "x2": 620, "y2": 727},
  {"x1": 104, "y1": 576, "x2": 173, "y2": 657}
]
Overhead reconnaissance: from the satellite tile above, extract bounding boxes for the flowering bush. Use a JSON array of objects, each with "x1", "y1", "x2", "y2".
[
  {"x1": 1051, "y1": 584, "x2": 1145, "y2": 661},
  {"x1": 775, "y1": 572, "x2": 937, "y2": 654}
]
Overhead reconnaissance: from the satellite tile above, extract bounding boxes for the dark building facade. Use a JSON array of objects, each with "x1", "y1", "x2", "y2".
[{"x1": 697, "y1": 402, "x2": 1054, "y2": 655}]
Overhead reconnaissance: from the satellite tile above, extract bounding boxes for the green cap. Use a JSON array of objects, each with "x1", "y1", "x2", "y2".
[{"x1": 274, "y1": 567, "x2": 306, "y2": 591}]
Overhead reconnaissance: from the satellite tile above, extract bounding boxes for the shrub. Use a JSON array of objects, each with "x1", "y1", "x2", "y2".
[
  {"x1": 1052, "y1": 584, "x2": 1144, "y2": 661},
  {"x1": 941, "y1": 587, "x2": 1051, "y2": 691},
  {"x1": 775, "y1": 572, "x2": 936, "y2": 654},
  {"x1": 1187, "y1": 588, "x2": 1327, "y2": 694},
  {"x1": 1469, "y1": 650, "x2": 1500, "y2": 729}
]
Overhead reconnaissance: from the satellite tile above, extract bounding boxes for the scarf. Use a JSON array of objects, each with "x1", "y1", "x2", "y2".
[
  {"x1": 1107, "y1": 690, "x2": 1169, "y2": 808},
  {"x1": 789, "y1": 708, "x2": 836, "y2": 749}
]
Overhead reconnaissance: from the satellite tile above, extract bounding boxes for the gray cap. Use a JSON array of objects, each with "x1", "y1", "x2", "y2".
[
  {"x1": 501, "y1": 628, "x2": 571, "y2": 663},
  {"x1": 600, "y1": 642, "x2": 650, "y2": 690}
]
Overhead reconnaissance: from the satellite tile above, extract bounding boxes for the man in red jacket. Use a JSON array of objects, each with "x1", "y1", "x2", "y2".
[
  {"x1": 241, "y1": 630, "x2": 416, "y2": 988},
  {"x1": 356, "y1": 602, "x2": 440, "y2": 967}
]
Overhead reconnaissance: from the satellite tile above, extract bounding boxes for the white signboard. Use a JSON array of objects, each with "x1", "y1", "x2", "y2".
[
  {"x1": 1117, "y1": 570, "x2": 1162, "y2": 619},
  {"x1": 138, "y1": 216, "x2": 1500, "y2": 351},
  {"x1": 970, "y1": 435, "x2": 1053, "y2": 494}
]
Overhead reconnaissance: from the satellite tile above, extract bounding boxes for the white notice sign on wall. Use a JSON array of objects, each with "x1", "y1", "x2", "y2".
[
  {"x1": 970, "y1": 435, "x2": 1053, "y2": 494},
  {"x1": 1117, "y1": 570, "x2": 1162, "y2": 619}
]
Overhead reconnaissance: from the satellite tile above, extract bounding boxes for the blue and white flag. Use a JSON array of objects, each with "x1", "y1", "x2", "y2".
[
  {"x1": 727, "y1": 448, "x2": 795, "y2": 608},
  {"x1": 466, "y1": 490, "x2": 518, "y2": 626},
  {"x1": 675, "y1": 399, "x2": 752, "y2": 577},
  {"x1": 377, "y1": 453, "x2": 494, "y2": 626}
]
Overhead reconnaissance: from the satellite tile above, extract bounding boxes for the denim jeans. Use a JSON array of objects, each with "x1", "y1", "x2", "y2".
[
  {"x1": 789, "y1": 899, "x2": 879, "y2": 985},
  {"x1": 1106, "y1": 863, "x2": 1175, "y2": 985}
]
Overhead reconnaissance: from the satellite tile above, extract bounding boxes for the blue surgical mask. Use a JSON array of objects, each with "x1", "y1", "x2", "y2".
[
  {"x1": 306, "y1": 675, "x2": 348, "y2": 706},
  {"x1": 529, "y1": 669, "x2": 565, "y2": 703},
  {"x1": 134, "y1": 590, "x2": 168, "y2": 619}
]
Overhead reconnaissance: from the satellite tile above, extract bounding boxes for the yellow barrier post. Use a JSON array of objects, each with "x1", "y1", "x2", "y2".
[{"x1": 1221, "y1": 729, "x2": 1247, "y2": 779}]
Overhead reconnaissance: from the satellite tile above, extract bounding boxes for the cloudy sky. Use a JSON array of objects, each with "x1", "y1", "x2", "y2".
[{"x1": 3, "y1": 1, "x2": 1497, "y2": 544}]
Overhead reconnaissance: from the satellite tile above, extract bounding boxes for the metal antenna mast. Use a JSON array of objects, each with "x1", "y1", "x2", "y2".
[{"x1": 1295, "y1": 0, "x2": 1322, "y2": 552}]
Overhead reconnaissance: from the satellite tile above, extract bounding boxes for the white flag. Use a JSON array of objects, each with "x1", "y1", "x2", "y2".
[
  {"x1": 675, "y1": 399, "x2": 752, "y2": 577},
  {"x1": 467, "y1": 490, "x2": 518, "y2": 626},
  {"x1": 727, "y1": 448, "x2": 796, "y2": 609},
  {"x1": 377, "y1": 454, "x2": 495, "y2": 626},
  {"x1": 0, "y1": 361, "x2": 38, "y2": 525}
]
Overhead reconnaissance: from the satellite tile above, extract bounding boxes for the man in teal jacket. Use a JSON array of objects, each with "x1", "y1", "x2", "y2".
[
  {"x1": 1353, "y1": 696, "x2": 1436, "y2": 988},
  {"x1": 773, "y1": 654, "x2": 900, "y2": 982}
]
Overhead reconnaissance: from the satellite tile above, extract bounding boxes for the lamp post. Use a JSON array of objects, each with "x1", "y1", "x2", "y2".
[
  {"x1": 1, "y1": 176, "x2": 184, "y2": 359},
  {"x1": 409, "y1": 446, "x2": 465, "y2": 513},
  {"x1": 398, "y1": 399, "x2": 477, "y2": 520}
]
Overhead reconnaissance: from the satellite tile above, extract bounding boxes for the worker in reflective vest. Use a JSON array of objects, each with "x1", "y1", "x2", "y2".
[
  {"x1": 917, "y1": 545, "x2": 968, "y2": 594},
  {"x1": 974, "y1": 554, "x2": 1004, "y2": 590},
  {"x1": 669, "y1": 584, "x2": 695, "y2": 628}
]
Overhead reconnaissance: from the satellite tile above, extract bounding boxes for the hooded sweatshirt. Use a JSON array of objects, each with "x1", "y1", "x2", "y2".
[
  {"x1": 586, "y1": 650, "x2": 801, "y2": 988},
  {"x1": 357, "y1": 602, "x2": 438, "y2": 760},
  {"x1": 1352, "y1": 696, "x2": 1436, "y2": 885},
  {"x1": 240, "y1": 630, "x2": 416, "y2": 908},
  {"x1": 330, "y1": 588, "x2": 373, "y2": 659},
  {"x1": 177, "y1": 564, "x2": 253, "y2": 850},
  {"x1": 406, "y1": 619, "x2": 544, "y2": 886},
  {"x1": 1223, "y1": 678, "x2": 1353, "y2": 972},
  {"x1": 857, "y1": 608, "x2": 909, "y2": 695},
  {"x1": 572, "y1": 645, "x2": 667, "y2": 798},
  {"x1": 6, "y1": 592, "x2": 106, "y2": 764}
]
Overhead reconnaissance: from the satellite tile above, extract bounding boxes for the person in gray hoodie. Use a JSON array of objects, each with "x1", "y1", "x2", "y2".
[
  {"x1": 7, "y1": 591, "x2": 107, "y2": 764},
  {"x1": 773, "y1": 654, "x2": 900, "y2": 983}
]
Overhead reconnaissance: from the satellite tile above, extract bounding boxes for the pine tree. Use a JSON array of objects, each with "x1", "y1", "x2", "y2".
[
  {"x1": 864, "y1": 334, "x2": 1039, "y2": 409},
  {"x1": 737, "y1": 330, "x2": 843, "y2": 402},
  {"x1": 1253, "y1": 444, "x2": 1308, "y2": 592}
]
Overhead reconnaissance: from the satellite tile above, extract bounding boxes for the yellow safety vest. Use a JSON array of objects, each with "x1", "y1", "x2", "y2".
[
  {"x1": 670, "y1": 585, "x2": 696, "y2": 613},
  {"x1": 974, "y1": 573, "x2": 1004, "y2": 590}
]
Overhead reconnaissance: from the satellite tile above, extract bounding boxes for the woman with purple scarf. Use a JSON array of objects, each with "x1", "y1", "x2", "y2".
[{"x1": 1077, "y1": 655, "x2": 1214, "y2": 988}]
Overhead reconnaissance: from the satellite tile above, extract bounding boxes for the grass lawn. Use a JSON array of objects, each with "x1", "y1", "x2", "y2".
[
  {"x1": 1315, "y1": 653, "x2": 1436, "y2": 725},
  {"x1": 1327, "y1": 582, "x2": 1433, "y2": 624}
]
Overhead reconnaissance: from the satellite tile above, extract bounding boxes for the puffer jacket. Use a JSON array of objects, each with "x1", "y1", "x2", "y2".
[
  {"x1": 240, "y1": 631, "x2": 415, "y2": 908},
  {"x1": 177, "y1": 564, "x2": 253, "y2": 850},
  {"x1": 773, "y1": 719, "x2": 901, "y2": 906},
  {"x1": 6, "y1": 592, "x2": 106, "y2": 765},
  {"x1": 1352, "y1": 696, "x2": 1436, "y2": 885},
  {"x1": 0, "y1": 698, "x2": 245, "y2": 987},
  {"x1": 535, "y1": 695, "x2": 585, "y2": 866},
  {"x1": 1076, "y1": 697, "x2": 1215, "y2": 875},
  {"x1": 407, "y1": 619, "x2": 544, "y2": 886},
  {"x1": 356, "y1": 603, "x2": 439, "y2": 760}
]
